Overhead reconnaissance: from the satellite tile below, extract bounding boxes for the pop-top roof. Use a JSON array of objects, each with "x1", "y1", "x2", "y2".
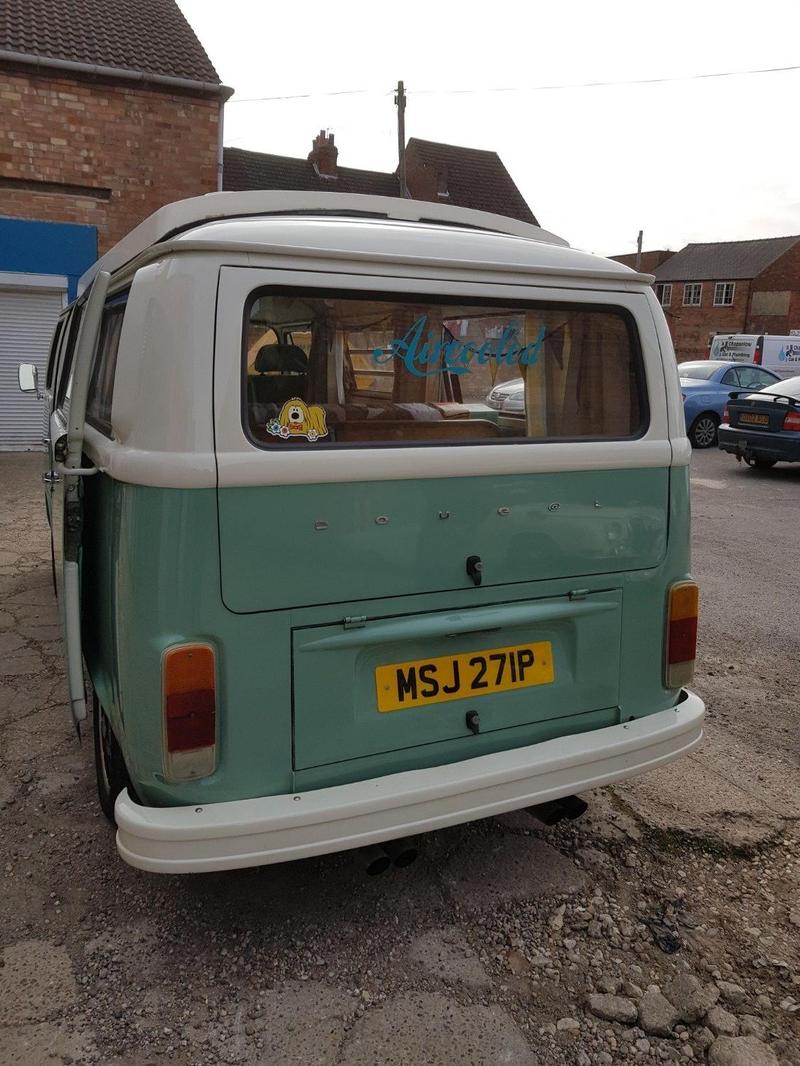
[{"x1": 79, "y1": 190, "x2": 571, "y2": 292}]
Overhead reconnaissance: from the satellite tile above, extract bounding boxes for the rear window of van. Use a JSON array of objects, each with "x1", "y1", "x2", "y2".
[{"x1": 242, "y1": 289, "x2": 647, "y2": 447}]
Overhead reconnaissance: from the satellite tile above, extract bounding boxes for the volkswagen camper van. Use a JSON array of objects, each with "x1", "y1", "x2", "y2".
[{"x1": 19, "y1": 191, "x2": 703, "y2": 873}]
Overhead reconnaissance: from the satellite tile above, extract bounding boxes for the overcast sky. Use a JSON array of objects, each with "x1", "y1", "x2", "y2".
[{"x1": 179, "y1": 0, "x2": 800, "y2": 257}]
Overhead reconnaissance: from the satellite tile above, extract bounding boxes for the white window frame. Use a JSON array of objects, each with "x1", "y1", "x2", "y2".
[
  {"x1": 713, "y1": 281, "x2": 735, "y2": 306},
  {"x1": 683, "y1": 283, "x2": 702, "y2": 307},
  {"x1": 657, "y1": 283, "x2": 672, "y2": 307}
]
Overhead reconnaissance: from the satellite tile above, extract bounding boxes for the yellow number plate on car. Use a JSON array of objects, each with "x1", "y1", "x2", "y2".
[
  {"x1": 375, "y1": 641, "x2": 554, "y2": 713},
  {"x1": 739, "y1": 412, "x2": 770, "y2": 425}
]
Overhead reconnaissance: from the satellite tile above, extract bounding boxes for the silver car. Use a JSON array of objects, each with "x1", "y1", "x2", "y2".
[{"x1": 485, "y1": 377, "x2": 524, "y2": 414}]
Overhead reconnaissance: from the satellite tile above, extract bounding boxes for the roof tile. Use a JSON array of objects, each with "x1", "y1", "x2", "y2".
[
  {"x1": 0, "y1": 0, "x2": 220, "y2": 84},
  {"x1": 654, "y1": 236, "x2": 800, "y2": 282}
]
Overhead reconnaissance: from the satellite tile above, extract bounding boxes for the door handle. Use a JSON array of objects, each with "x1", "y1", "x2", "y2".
[{"x1": 42, "y1": 471, "x2": 62, "y2": 484}]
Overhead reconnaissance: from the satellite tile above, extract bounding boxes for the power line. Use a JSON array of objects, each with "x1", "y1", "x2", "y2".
[{"x1": 228, "y1": 63, "x2": 800, "y2": 104}]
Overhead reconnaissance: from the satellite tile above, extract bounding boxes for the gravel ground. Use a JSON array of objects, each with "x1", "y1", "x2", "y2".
[{"x1": 1, "y1": 449, "x2": 798, "y2": 1066}]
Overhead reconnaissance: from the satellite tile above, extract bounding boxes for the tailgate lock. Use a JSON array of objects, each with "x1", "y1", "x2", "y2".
[
  {"x1": 465, "y1": 555, "x2": 483, "y2": 586},
  {"x1": 465, "y1": 710, "x2": 481, "y2": 735}
]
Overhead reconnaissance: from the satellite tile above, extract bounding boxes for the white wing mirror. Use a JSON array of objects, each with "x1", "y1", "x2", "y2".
[{"x1": 18, "y1": 363, "x2": 41, "y2": 396}]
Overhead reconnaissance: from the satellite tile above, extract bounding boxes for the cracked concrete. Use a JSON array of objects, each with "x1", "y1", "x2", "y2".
[{"x1": 1, "y1": 449, "x2": 798, "y2": 1066}]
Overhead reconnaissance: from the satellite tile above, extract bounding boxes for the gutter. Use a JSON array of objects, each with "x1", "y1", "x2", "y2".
[{"x1": 0, "y1": 48, "x2": 234, "y2": 101}]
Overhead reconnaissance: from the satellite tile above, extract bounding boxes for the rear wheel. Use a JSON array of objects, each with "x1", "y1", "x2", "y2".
[
  {"x1": 93, "y1": 692, "x2": 132, "y2": 824},
  {"x1": 689, "y1": 413, "x2": 719, "y2": 448}
]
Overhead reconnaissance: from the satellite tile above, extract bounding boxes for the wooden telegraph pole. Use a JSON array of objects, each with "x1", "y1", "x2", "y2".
[{"x1": 395, "y1": 80, "x2": 408, "y2": 198}]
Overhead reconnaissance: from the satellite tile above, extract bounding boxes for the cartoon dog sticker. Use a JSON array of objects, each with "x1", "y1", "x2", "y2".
[{"x1": 266, "y1": 398, "x2": 329, "y2": 442}]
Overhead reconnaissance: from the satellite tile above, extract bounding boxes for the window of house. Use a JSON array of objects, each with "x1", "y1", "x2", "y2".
[
  {"x1": 86, "y1": 293, "x2": 128, "y2": 437},
  {"x1": 683, "y1": 283, "x2": 702, "y2": 307},
  {"x1": 242, "y1": 289, "x2": 647, "y2": 448},
  {"x1": 713, "y1": 282, "x2": 735, "y2": 306},
  {"x1": 656, "y1": 283, "x2": 672, "y2": 307}
]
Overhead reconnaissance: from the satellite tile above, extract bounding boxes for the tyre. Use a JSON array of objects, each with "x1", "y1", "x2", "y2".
[
  {"x1": 93, "y1": 692, "x2": 132, "y2": 824},
  {"x1": 689, "y1": 412, "x2": 719, "y2": 448},
  {"x1": 752, "y1": 456, "x2": 777, "y2": 470}
]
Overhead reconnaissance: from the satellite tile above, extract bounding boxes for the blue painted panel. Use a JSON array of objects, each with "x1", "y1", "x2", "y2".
[{"x1": 0, "y1": 217, "x2": 97, "y2": 300}]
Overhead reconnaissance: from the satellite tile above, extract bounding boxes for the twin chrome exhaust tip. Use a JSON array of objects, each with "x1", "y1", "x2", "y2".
[
  {"x1": 358, "y1": 795, "x2": 587, "y2": 875},
  {"x1": 361, "y1": 838, "x2": 419, "y2": 876}
]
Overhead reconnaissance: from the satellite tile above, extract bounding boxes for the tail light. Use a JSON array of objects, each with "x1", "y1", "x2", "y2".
[
  {"x1": 163, "y1": 643, "x2": 217, "y2": 780},
  {"x1": 665, "y1": 582, "x2": 699, "y2": 688},
  {"x1": 722, "y1": 404, "x2": 730, "y2": 424},
  {"x1": 783, "y1": 409, "x2": 800, "y2": 432}
]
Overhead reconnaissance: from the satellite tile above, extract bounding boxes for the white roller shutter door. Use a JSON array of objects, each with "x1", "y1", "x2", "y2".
[{"x1": 0, "y1": 287, "x2": 64, "y2": 449}]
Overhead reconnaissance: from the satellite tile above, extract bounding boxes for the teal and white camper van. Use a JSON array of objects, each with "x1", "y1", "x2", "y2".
[{"x1": 19, "y1": 192, "x2": 703, "y2": 873}]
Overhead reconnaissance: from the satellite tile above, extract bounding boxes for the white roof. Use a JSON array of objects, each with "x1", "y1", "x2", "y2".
[{"x1": 79, "y1": 191, "x2": 648, "y2": 294}]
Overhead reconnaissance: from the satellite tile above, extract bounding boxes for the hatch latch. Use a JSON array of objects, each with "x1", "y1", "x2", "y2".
[{"x1": 466, "y1": 555, "x2": 483, "y2": 587}]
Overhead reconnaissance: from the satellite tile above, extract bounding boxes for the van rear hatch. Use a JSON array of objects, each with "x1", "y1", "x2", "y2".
[
  {"x1": 292, "y1": 589, "x2": 622, "y2": 769},
  {"x1": 217, "y1": 468, "x2": 667, "y2": 613}
]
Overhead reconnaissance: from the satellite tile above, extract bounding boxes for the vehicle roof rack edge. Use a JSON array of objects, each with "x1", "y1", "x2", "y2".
[{"x1": 78, "y1": 191, "x2": 569, "y2": 294}]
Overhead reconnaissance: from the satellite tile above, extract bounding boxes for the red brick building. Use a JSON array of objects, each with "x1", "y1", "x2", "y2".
[
  {"x1": 224, "y1": 133, "x2": 538, "y2": 224},
  {"x1": 0, "y1": 0, "x2": 231, "y2": 254},
  {"x1": 647, "y1": 238, "x2": 800, "y2": 361},
  {"x1": 0, "y1": 0, "x2": 231, "y2": 447}
]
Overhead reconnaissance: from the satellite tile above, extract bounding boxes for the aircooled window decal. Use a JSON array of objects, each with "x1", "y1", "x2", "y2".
[
  {"x1": 242, "y1": 288, "x2": 647, "y2": 449},
  {"x1": 372, "y1": 314, "x2": 547, "y2": 378}
]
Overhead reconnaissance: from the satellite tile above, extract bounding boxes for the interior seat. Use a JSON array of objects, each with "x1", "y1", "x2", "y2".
[{"x1": 248, "y1": 344, "x2": 308, "y2": 407}]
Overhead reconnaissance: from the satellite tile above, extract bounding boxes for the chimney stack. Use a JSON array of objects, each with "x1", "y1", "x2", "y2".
[{"x1": 308, "y1": 130, "x2": 338, "y2": 178}]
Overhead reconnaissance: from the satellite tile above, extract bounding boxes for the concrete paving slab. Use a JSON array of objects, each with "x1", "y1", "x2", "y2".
[
  {"x1": 613, "y1": 752, "x2": 785, "y2": 849},
  {"x1": 440, "y1": 833, "x2": 587, "y2": 915},
  {"x1": 406, "y1": 926, "x2": 492, "y2": 990},
  {"x1": 208, "y1": 981, "x2": 353, "y2": 1065},
  {"x1": 340, "y1": 991, "x2": 537, "y2": 1065},
  {"x1": 0, "y1": 940, "x2": 77, "y2": 1025},
  {"x1": 0, "y1": 1020, "x2": 96, "y2": 1065}
]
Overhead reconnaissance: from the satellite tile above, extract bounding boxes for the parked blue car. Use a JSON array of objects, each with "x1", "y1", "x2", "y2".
[{"x1": 680, "y1": 360, "x2": 780, "y2": 448}]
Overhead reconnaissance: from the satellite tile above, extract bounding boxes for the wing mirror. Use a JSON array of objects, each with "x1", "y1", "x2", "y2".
[{"x1": 18, "y1": 363, "x2": 42, "y2": 398}]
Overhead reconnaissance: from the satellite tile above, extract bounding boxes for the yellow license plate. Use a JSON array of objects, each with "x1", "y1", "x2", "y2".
[
  {"x1": 375, "y1": 641, "x2": 554, "y2": 713},
  {"x1": 739, "y1": 412, "x2": 770, "y2": 425}
]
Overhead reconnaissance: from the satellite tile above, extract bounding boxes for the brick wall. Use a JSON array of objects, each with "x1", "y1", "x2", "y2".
[
  {"x1": 0, "y1": 64, "x2": 220, "y2": 253},
  {"x1": 747, "y1": 242, "x2": 800, "y2": 335},
  {"x1": 661, "y1": 279, "x2": 750, "y2": 361}
]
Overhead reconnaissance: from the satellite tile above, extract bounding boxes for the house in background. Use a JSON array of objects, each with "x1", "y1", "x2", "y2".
[
  {"x1": 612, "y1": 237, "x2": 800, "y2": 362},
  {"x1": 610, "y1": 250, "x2": 675, "y2": 275},
  {"x1": 224, "y1": 132, "x2": 538, "y2": 224},
  {"x1": 0, "y1": 0, "x2": 231, "y2": 447}
]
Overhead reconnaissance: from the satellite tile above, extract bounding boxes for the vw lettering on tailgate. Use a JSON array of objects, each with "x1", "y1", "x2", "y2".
[{"x1": 375, "y1": 641, "x2": 554, "y2": 713}]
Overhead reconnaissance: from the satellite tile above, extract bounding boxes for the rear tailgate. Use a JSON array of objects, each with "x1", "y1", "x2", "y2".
[
  {"x1": 728, "y1": 394, "x2": 797, "y2": 432},
  {"x1": 293, "y1": 590, "x2": 621, "y2": 769},
  {"x1": 219, "y1": 469, "x2": 667, "y2": 613}
]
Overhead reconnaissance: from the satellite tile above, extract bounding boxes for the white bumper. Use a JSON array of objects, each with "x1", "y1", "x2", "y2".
[{"x1": 115, "y1": 692, "x2": 704, "y2": 874}]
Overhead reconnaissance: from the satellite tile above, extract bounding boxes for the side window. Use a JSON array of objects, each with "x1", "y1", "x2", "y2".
[
  {"x1": 86, "y1": 293, "x2": 128, "y2": 437},
  {"x1": 720, "y1": 368, "x2": 741, "y2": 386},
  {"x1": 45, "y1": 318, "x2": 66, "y2": 390},
  {"x1": 740, "y1": 367, "x2": 778, "y2": 389},
  {"x1": 55, "y1": 304, "x2": 84, "y2": 411}
]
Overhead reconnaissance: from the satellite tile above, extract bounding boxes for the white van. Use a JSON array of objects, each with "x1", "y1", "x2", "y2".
[
  {"x1": 18, "y1": 190, "x2": 703, "y2": 874},
  {"x1": 709, "y1": 333, "x2": 800, "y2": 379}
]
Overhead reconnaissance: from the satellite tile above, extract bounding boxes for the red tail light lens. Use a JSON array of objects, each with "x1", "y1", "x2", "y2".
[
  {"x1": 665, "y1": 582, "x2": 699, "y2": 688},
  {"x1": 163, "y1": 643, "x2": 217, "y2": 780},
  {"x1": 783, "y1": 409, "x2": 800, "y2": 432},
  {"x1": 722, "y1": 404, "x2": 730, "y2": 424}
]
